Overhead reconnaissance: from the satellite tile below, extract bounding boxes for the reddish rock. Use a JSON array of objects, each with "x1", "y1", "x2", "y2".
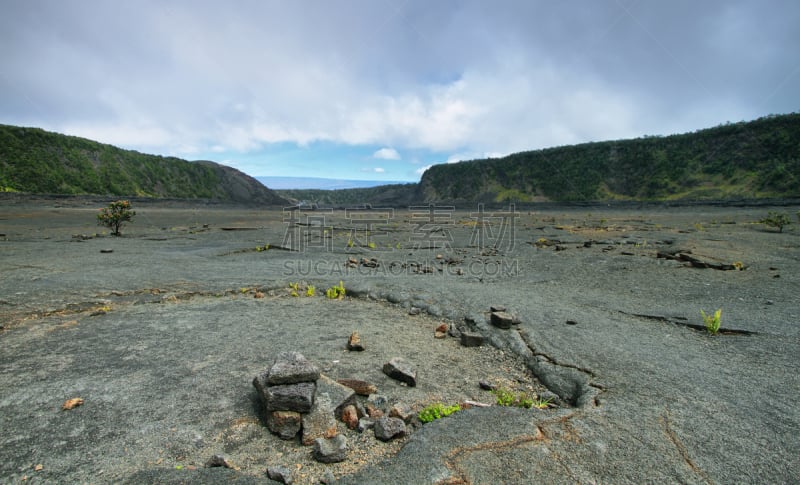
[
  {"x1": 267, "y1": 410, "x2": 302, "y2": 440},
  {"x1": 336, "y1": 378, "x2": 377, "y2": 396},
  {"x1": 389, "y1": 402, "x2": 414, "y2": 423},
  {"x1": 347, "y1": 331, "x2": 365, "y2": 351},
  {"x1": 366, "y1": 404, "x2": 384, "y2": 418},
  {"x1": 341, "y1": 404, "x2": 359, "y2": 430},
  {"x1": 434, "y1": 323, "x2": 448, "y2": 339}
]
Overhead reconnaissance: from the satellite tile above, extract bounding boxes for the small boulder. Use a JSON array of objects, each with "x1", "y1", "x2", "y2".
[
  {"x1": 317, "y1": 374, "x2": 357, "y2": 419},
  {"x1": 341, "y1": 404, "x2": 359, "y2": 430},
  {"x1": 490, "y1": 305, "x2": 506, "y2": 312},
  {"x1": 267, "y1": 465, "x2": 294, "y2": 484},
  {"x1": 490, "y1": 311, "x2": 514, "y2": 330},
  {"x1": 460, "y1": 331, "x2": 484, "y2": 347},
  {"x1": 267, "y1": 351, "x2": 321, "y2": 385},
  {"x1": 320, "y1": 470, "x2": 336, "y2": 484},
  {"x1": 434, "y1": 323, "x2": 448, "y2": 339},
  {"x1": 347, "y1": 331, "x2": 365, "y2": 351},
  {"x1": 367, "y1": 394, "x2": 388, "y2": 407},
  {"x1": 479, "y1": 379, "x2": 496, "y2": 391},
  {"x1": 336, "y1": 378, "x2": 377, "y2": 396},
  {"x1": 388, "y1": 402, "x2": 414, "y2": 423},
  {"x1": 264, "y1": 382, "x2": 316, "y2": 413},
  {"x1": 205, "y1": 454, "x2": 231, "y2": 468},
  {"x1": 267, "y1": 410, "x2": 302, "y2": 440},
  {"x1": 383, "y1": 358, "x2": 417, "y2": 387},
  {"x1": 302, "y1": 393, "x2": 338, "y2": 446},
  {"x1": 374, "y1": 416, "x2": 406, "y2": 442},
  {"x1": 357, "y1": 417, "x2": 375, "y2": 433},
  {"x1": 313, "y1": 435, "x2": 348, "y2": 463},
  {"x1": 366, "y1": 404, "x2": 384, "y2": 418}
]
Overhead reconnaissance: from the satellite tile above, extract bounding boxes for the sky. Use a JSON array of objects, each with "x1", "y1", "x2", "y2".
[{"x1": 1, "y1": 1, "x2": 799, "y2": 184}]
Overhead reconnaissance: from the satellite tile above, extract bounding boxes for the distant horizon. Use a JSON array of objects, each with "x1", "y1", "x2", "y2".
[{"x1": 256, "y1": 175, "x2": 412, "y2": 190}]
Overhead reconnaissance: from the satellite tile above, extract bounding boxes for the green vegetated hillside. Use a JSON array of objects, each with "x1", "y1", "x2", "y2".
[
  {"x1": 420, "y1": 113, "x2": 800, "y2": 203},
  {"x1": 277, "y1": 183, "x2": 421, "y2": 207},
  {"x1": 0, "y1": 124, "x2": 287, "y2": 204}
]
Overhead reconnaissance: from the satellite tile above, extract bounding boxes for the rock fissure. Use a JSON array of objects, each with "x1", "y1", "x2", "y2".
[{"x1": 661, "y1": 408, "x2": 714, "y2": 485}]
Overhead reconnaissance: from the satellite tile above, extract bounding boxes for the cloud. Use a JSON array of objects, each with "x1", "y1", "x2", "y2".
[
  {"x1": 373, "y1": 147, "x2": 401, "y2": 160},
  {"x1": 445, "y1": 151, "x2": 508, "y2": 164},
  {"x1": 361, "y1": 167, "x2": 385, "y2": 174},
  {"x1": 415, "y1": 164, "x2": 433, "y2": 176},
  {"x1": 0, "y1": 1, "x2": 797, "y2": 178}
]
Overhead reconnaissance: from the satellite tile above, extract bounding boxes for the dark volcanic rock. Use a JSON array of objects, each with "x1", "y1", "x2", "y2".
[
  {"x1": 317, "y1": 374, "x2": 357, "y2": 419},
  {"x1": 313, "y1": 435, "x2": 348, "y2": 463},
  {"x1": 357, "y1": 417, "x2": 375, "y2": 433},
  {"x1": 490, "y1": 311, "x2": 514, "y2": 329},
  {"x1": 267, "y1": 465, "x2": 294, "y2": 484},
  {"x1": 267, "y1": 351, "x2": 321, "y2": 385},
  {"x1": 265, "y1": 382, "x2": 316, "y2": 413},
  {"x1": 302, "y1": 383, "x2": 344, "y2": 446},
  {"x1": 460, "y1": 331, "x2": 484, "y2": 347},
  {"x1": 374, "y1": 416, "x2": 406, "y2": 442},
  {"x1": 267, "y1": 410, "x2": 302, "y2": 440},
  {"x1": 383, "y1": 358, "x2": 417, "y2": 387},
  {"x1": 205, "y1": 454, "x2": 231, "y2": 468}
]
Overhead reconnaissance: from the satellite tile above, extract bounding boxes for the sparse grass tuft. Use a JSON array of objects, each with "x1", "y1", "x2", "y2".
[
  {"x1": 325, "y1": 280, "x2": 346, "y2": 300},
  {"x1": 492, "y1": 387, "x2": 536, "y2": 409},
  {"x1": 701, "y1": 309, "x2": 722, "y2": 335}
]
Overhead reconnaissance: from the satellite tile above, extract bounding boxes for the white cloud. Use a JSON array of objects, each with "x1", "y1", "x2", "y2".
[
  {"x1": 360, "y1": 167, "x2": 385, "y2": 173},
  {"x1": 1, "y1": 1, "x2": 796, "y2": 178},
  {"x1": 415, "y1": 164, "x2": 433, "y2": 176},
  {"x1": 445, "y1": 151, "x2": 508, "y2": 164},
  {"x1": 373, "y1": 147, "x2": 401, "y2": 160}
]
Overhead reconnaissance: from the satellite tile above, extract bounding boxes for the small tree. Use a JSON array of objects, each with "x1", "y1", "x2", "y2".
[
  {"x1": 97, "y1": 200, "x2": 136, "y2": 236},
  {"x1": 764, "y1": 211, "x2": 790, "y2": 233}
]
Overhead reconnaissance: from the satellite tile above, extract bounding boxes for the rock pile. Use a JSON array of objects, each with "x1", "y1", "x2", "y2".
[{"x1": 253, "y1": 351, "x2": 413, "y2": 465}]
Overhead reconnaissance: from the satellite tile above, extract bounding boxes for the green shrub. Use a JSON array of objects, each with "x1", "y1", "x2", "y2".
[
  {"x1": 700, "y1": 309, "x2": 722, "y2": 335},
  {"x1": 418, "y1": 402, "x2": 461, "y2": 423},
  {"x1": 764, "y1": 211, "x2": 790, "y2": 232},
  {"x1": 97, "y1": 200, "x2": 135, "y2": 236}
]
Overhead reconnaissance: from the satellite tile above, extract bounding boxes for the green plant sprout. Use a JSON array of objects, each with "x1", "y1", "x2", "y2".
[
  {"x1": 289, "y1": 282, "x2": 300, "y2": 297},
  {"x1": 325, "y1": 281, "x2": 346, "y2": 300},
  {"x1": 491, "y1": 387, "x2": 536, "y2": 408},
  {"x1": 367, "y1": 241, "x2": 377, "y2": 249},
  {"x1": 531, "y1": 397, "x2": 552, "y2": 409},
  {"x1": 255, "y1": 244, "x2": 270, "y2": 252},
  {"x1": 306, "y1": 285, "x2": 315, "y2": 297},
  {"x1": 418, "y1": 402, "x2": 461, "y2": 423},
  {"x1": 700, "y1": 309, "x2": 722, "y2": 335}
]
